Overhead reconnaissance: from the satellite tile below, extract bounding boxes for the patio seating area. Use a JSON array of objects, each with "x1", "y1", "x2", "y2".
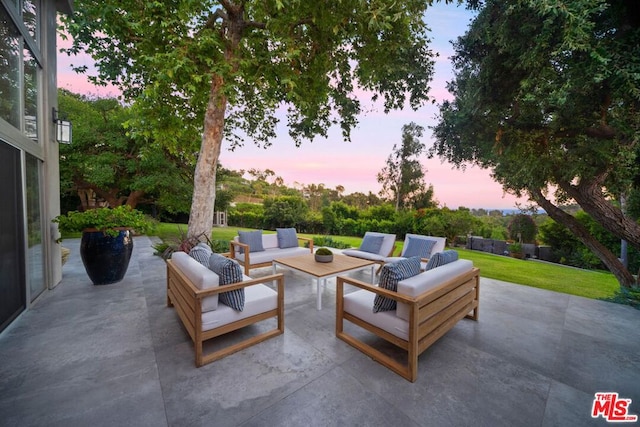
[{"x1": 1, "y1": 236, "x2": 639, "y2": 426}]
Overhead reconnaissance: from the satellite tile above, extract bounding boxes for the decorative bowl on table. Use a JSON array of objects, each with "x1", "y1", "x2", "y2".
[{"x1": 314, "y1": 247, "x2": 334, "y2": 263}]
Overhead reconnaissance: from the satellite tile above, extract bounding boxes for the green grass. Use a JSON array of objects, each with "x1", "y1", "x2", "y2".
[
  {"x1": 153, "y1": 223, "x2": 620, "y2": 300},
  {"x1": 455, "y1": 248, "x2": 619, "y2": 299}
]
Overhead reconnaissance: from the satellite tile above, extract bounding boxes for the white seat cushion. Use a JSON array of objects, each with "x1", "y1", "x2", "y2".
[
  {"x1": 342, "y1": 249, "x2": 387, "y2": 262},
  {"x1": 396, "y1": 259, "x2": 474, "y2": 321},
  {"x1": 171, "y1": 251, "x2": 219, "y2": 312},
  {"x1": 238, "y1": 247, "x2": 309, "y2": 265},
  {"x1": 201, "y1": 283, "x2": 278, "y2": 331},
  {"x1": 343, "y1": 290, "x2": 409, "y2": 340}
]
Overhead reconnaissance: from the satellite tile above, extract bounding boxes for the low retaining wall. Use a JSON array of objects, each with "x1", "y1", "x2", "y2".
[{"x1": 466, "y1": 236, "x2": 552, "y2": 261}]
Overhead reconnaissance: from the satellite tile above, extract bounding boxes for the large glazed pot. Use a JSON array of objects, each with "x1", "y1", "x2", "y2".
[{"x1": 80, "y1": 229, "x2": 133, "y2": 285}]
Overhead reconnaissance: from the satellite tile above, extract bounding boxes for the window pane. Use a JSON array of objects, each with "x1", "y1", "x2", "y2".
[
  {"x1": 0, "y1": 7, "x2": 21, "y2": 128},
  {"x1": 22, "y1": 0, "x2": 38, "y2": 42},
  {"x1": 23, "y1": 46, "x2": 38, "y2": 139},
  {"x1": 26, "y1": 153, "x2": 45, "y2": 300}
]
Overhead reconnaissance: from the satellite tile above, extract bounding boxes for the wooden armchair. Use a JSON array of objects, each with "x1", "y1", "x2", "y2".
[
  {"x1": 167, "y1": 252, "x2": 284, "y2": 367},
  {"x1": 336, "y1": 261, "x2": 479, "y2": 382}
]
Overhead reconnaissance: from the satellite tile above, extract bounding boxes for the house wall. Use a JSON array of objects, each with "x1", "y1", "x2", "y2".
[{"x1": 0, "y1": 0, "x2": 72, "y2": 333}]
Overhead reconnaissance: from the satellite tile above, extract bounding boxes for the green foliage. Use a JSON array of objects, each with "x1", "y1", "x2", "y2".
[
  {"x1": 263, "y1": 196, "x2": 310, "y2": 229},
  {"x1": 63, "y1": 0, "x2": 440, "y2": 240},
  {"x1": 508, "y1": 242, "x2": 523, "y2": 254},
  {"x1": 539, "y1": 212, "x2": 640, "y2": 272},
  {"x1": 53, "y1": 206, "x2": 153, "y2": 241},
  {"x1": 601, "y1": 287, "x2": 640, "y2": 309},
  {"x1": 431, "y1": 0, "x2": 640, "y2": 285},
  {"x1": 377, "y1": 122, "x2": 436, "y2": 211},
  {"x1": 64, "y1": 1, "x2": 437, "y2": 147},
  {"x1": 311, "y1": 236, "x2": 352, "y2": 250},
  {"x1": 58, "y1": 90, "x2": 194, "y2": 213},
  {"x1": 315, "y1": 247, "x2": 333, "y2": 256},
  {"x1": 507, "y1": 214, "x2": 538, "y2": 243},
  {"x1": 228, "y1": 203, "x2": 265, "y2": 229}
]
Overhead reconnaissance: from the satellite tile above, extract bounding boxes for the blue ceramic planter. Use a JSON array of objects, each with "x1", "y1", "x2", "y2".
[{"x1": 80, "y1": 229, "x2": 133, "y2": 285}]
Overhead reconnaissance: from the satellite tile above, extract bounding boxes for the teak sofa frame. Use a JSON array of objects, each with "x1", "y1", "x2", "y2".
[
  {"x1": 229, "y1": 236, "x2": 314, "y2": 275},
  {"x1": 166, "y1": 259, "x2": 285, "y2": 367},
  {"x1": 336, "y1": 267, "x2": 479, "y2": 382}
]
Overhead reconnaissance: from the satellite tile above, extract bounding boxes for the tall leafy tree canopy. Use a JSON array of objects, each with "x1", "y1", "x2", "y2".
[
  {"x1": 431, "y1": 0, "x2": 640, "y2": 286},
  {"x1": 62, "y1": 0, "x2": 443, "y2": 239},
  {"x1": 58, "y1": 90, "x2": 194, "y2": 213},
  {"x1": 377, "y1": 122, "x2": 436, "y2": 211}
]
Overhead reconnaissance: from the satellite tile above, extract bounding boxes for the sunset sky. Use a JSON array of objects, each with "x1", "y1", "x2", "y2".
[{"x1": 57, "y1": 3, "x2": 528, "y2": 210}]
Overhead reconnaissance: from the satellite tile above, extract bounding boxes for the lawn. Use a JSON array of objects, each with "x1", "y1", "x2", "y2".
[{"x1": 153, "y1": 223, "x2": 620, "y2": 300}]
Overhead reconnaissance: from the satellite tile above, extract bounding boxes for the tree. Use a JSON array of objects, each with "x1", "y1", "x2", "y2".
[
  {"x1": 58, "y1": 90, "x2": 193, "y2": 213},
  {"x1": 377, "y1": 122, "x2": 436, "y2": 211},
  {"x1": 507, "y1": 214, "x2": 537, "y2": 244},
  {"x1": 263, "y1": 196, "x2": 309, "y2": 229},
  {"x1": 63, "y1": 0, "x2": 440, "y2": 241},
  {"x1": 431, "y1": 0, "x2": 640, "y2": 287}
]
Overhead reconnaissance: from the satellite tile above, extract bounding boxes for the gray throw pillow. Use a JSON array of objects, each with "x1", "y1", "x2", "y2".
[
  {"x1": 373, "y1": 257, "x2": 421, "y2": 312},
  {"x1": 209, "y1": 253, "x2": 245, "y2": 311},
  {"x1": 359, "y1": 234, "x2": 384, "y2": 254},
  {"x1": 403, "y1": 237, "x2": 436, "y2": 258},
  {"x1": 238, "y1": 230, "x2": 264, "y2": 253},
  {"x1": 276, "y1": 228, "x2": 298, "y2": 249},
  {"x1": 424, "y1": 250, "x2": 459, "y2": 270}
]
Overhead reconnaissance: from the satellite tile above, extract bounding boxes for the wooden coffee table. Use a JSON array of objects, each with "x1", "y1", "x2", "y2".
[{"x1": 272, "y1": 253, "x2": 376, "y2": 310}]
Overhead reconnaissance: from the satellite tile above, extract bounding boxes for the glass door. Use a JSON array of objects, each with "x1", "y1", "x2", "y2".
[{"x1": 0, "y1": 142, "x2": 26, "y2": 332}]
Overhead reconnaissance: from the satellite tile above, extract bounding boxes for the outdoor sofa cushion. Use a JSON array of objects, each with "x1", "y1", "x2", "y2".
[
  {"x1": 276, "y1": 228, "x2": 299, "y2": 249},
  {"x1": 343, "y1": 290, "x2": 410, "y2": 341},
  {"x1": 424, "y1": 250, "x2": 459, "y2": 270},
  {"x1": 201, "y1": 280, "x2": 278, "y2": 331},
  {"x1": 238, "y1": 230, "x2": 264, "y2": 253},
  {"x1": 403, "y1": 237, "x2": 437, "y2": 258},
  {"x1": 171, "y1": 251, "x2": 219, "y2": 312},
  {"x1": 342, "y1": 232, "x2": 396, "y2": 261},
  {"x1": 384, "y1": 234, "x2": 446, "y2": 269},
  {"x1": 396, "y1": 259, "x2": 474, "y2": 321}
]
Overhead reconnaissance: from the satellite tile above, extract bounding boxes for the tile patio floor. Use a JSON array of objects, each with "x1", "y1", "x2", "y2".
[{"x1": 1, "y1": 236, "x2": 639, "y2": 427}]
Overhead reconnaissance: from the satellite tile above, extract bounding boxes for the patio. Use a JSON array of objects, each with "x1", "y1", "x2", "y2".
[{"x1": 1, "y1": 236, "x2": 639, "y2": 426}]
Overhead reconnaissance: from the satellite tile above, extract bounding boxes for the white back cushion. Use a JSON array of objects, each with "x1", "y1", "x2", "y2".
[
  {"x1": 262, "y1": 233, "x2": 279, "y2": 249},
  {"x1": 171, "y1": 251, "x2": 219, "y2": 312},
  {"x1": 396, "y1": 259, "x2": 474, "y2": 321}
]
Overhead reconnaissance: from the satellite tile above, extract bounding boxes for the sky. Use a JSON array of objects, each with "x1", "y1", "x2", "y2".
[{"x1": 56, "y1": 3, "x2": 528, "y2": 210}]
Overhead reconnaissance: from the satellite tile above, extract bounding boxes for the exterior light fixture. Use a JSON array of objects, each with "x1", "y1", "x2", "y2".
[{"x1": 52, "y1": 108, "x2": 72, "y2": 144}]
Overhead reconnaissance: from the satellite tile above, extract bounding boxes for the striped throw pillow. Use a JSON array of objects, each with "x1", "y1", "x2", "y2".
[
  {"x1": 373, "y1": 256, "x2": 421, "y2": 312},
  {"x1": 188, "y1": 243, "x2": 213, "y2": 266},
  {"x1": 209, "y1": 253, "x2": 245, "y2": 311}
]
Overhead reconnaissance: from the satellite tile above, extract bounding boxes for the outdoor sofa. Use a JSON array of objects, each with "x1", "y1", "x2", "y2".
[
  {"x1": 336, "y1": 251, "x2": 479, "y2": 382},
  {"x1": 229, "y1": 228, "x2": 313, "y2": 275}
]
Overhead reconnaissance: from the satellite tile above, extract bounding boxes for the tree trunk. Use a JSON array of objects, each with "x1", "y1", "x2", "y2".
[
  {"x1": 187, "y1": 73, "x2": 226, "y2": 241},
  {"x1": 187, "y1": 3, "x2": 245, "y2": 241},
  {"x1": 531, "y1": 188, "x2": 637, "y2": 287},
  {"x1": 559, "y1": 176, "x2": 640, "y2": 251}
]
